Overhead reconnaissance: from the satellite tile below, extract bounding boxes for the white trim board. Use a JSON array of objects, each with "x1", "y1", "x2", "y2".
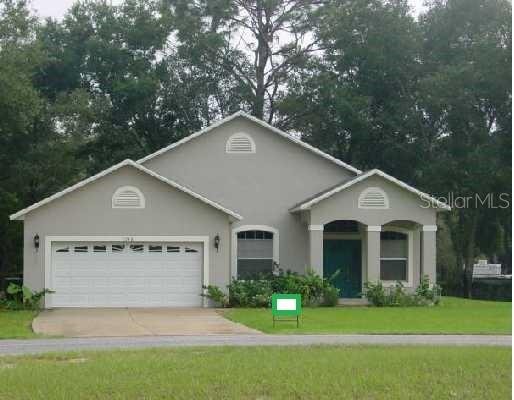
[
  {"x1": 379, "y1": 227, "x2": 414, "y2": 288},
  {"x1": 290, "y1": 169, "x2": 451, "y2": 212},
  {"x1": 10, "y1": 159, "x2": 242, "y2": 221},
  {"x1": 44, "y1": 235, "x2": 210, "y2": 308},
  {"x1": 231, "y1": 225, "x2": 279, "y2": 279},
  {"x1": 137, "y1": 111, "x2": 361, "y2": 175}
]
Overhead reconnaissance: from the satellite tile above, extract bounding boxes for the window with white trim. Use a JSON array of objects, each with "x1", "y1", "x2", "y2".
[
  {"x1": 112, "y1": 244, "x2": 125, "y2": 252},
  {"x1": 130, "y1": 244, "x2": 144, "y2": 252},
  {"x1": 358, "y1": 187, "x2": 389, "y2": 209},
  {"x1": 112, "y1": 186, "x2": 145, "y2": 209},
  {"x1": 237, "y1": 230, "x2": 273, "y2": 279},
  {"x1": 226, "y1": 133, "x2": 256, "y2": 154},
  {"x1": 93, "y1": 245, "x2": 107, "y2": 253},
  {"x1": 380, "y1": 231, "x2": 407, "y2": 281}
]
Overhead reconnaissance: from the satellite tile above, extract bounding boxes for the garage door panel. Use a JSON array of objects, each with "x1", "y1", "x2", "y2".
[{"x1": 50, "y1": 241, "x2": 203, "y2": 307}]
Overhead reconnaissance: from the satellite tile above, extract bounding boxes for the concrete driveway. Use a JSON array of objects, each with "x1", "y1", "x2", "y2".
[{"x1": 32, "y1": 308, "x2": 261, "y2": 337}]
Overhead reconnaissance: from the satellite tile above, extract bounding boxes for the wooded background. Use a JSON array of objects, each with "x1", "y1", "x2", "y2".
[{"x1": 0, "y1": 0, "x2": 511, "y2": 296}]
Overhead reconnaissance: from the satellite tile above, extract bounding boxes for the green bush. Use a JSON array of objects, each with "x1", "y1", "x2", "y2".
[
  {"x1": 364, "y1": 275, "x2": 441, "y2": 307},
  {"x1": 202, "y1": 285, "x2": 229, "y2": 307},
  {"x1": 471, "y1": 279, "x2": 512, "y2": 301},
  {"x1": 203, "y1": 269, "x2": 340, "y2": 308},
  {"x1": 321, "y1": 284, "x2": 340, "y2": 306},
  {"x1": 0, "y1": 283, "x2": 52, "y2": 310}
]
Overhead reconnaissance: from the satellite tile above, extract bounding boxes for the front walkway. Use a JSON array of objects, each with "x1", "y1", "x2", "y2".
[
  {"x1": 1, "y1": 334, "x2": 510, "y2": 356},
  {"x1": 33, "y1": 308, "x2": 260, "y2": 337}
]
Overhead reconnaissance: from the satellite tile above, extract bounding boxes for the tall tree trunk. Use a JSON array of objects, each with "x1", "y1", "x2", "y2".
[
  {"x1": 462, "y1": 213, "x2": 478, "y2": 298},
  {"x1": 253, "y1": 10, "x2": 267, "y2": 119}
]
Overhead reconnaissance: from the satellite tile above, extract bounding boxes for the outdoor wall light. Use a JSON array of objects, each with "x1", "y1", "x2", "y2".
[
  {"x1": 34, "y1": 234, "x2": 40, "y2": 250},
  {"x1": 214, "y1": 234, "x2": 220, "y2": 252}
]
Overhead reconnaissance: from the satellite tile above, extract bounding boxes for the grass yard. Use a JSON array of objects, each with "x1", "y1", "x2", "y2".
[
  {"x1": 0, "y1": 310, "x2": 39, "y2": 339},
  {"x1": 0, "y1": 346, "x2": 510, "y2": 399},
  {"x1": 224, "y1": 297, "x2": 512, "y2": 334}
]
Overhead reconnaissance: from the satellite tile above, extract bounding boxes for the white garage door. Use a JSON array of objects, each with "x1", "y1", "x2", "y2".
[{"x1": 50, "y1": 242, "x2": 203, "y2": 307}]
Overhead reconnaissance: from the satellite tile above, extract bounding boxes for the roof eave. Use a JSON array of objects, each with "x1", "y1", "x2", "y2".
[
  {"x1": 289, "y1": 169, "x2": 451, "y2": 212},
  {"x1": 9, "y1": 159, "x2": 243, "y2": 221}
]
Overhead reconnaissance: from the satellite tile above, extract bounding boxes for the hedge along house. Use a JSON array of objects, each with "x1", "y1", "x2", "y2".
[{"x1": 10, "y1": 112, "x2": 450, "y2": 308}]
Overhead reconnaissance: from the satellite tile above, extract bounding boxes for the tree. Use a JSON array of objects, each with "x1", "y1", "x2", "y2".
[
  {"x1": 36, "y1": 0, "x2": 220, "y2": 171},
  {"x1": 0, "y1": 0, "x2": 82, "y2": 276},
  {"x1": 278, "y1": 0, "x2": 424, "y2": 179},
  {"x1": 418, "y1": 0, "x2": 511, "y2": 296},
  {"x1": 167, "y1": 0, "x2": 319, "y2": 121}
]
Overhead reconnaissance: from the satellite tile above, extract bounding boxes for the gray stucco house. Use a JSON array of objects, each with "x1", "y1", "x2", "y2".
[{"x1": 10, "y1": 112, "x2": 450, "y2": 308}]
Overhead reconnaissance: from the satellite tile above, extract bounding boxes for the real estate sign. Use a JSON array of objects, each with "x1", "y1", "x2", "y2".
[{"x1": 272, "y1": 294, "x2": 302, "y2": 327}]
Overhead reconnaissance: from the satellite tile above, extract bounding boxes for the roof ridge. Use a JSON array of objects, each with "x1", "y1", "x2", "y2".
[{"x1": 137, "y1": 111, "x2": 361, "y2": 175}]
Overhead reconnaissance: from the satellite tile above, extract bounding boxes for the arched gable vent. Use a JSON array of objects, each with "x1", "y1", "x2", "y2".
[
  {"x1": 112, "y1": 186, "x2": 145, "y2": 209},
  {"x1": 226, "y1": 133, "x2": 256, "y2": 154},
  {"x1": 358, "y1": 187, "x2": 389, "y2": 209}
]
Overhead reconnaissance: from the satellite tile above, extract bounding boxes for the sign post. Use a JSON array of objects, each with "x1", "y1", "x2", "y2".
[{"x1": 272, "y1": 294, "x2": 302, "y2": 328}]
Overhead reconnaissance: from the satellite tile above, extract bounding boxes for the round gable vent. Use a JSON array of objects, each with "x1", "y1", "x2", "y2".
[
  {"x1": 112, "y1": 186, "x2": 145, "y2": 209},
  {"x1": 358, "y1": 187, "x2": 389, "y2": 209},
  {"x1": 226, "y1": 133, "x2": 256, "y2": 154}
]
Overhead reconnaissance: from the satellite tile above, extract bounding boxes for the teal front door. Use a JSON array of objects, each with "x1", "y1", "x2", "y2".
[{"x1": 323, "y1": 239, "x2": 362, "y2": 298}]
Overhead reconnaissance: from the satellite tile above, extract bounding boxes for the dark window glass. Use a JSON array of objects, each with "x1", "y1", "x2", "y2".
[
  {"x1": 381, "y1": 231, "x2": 407, "y2": 240},
  {"x1": 167, "y1": 246, "x2": 180, "y2": 253},
  {"x1": 55, "y1": 246, "x2": 69, "y2": 253},
  {"x1": 324, "y1": 220, "x2": 358, "y2": 233},
  {"x1": 185, "y1": 247, "x2": 198, "y2": 253},
  {"x1": 112, "y1": 244, "x2": 125, "y2": 252},
  {"x1": 130, "y1": 244, "x2": 144, "y2": 252},
  {"x1": 149, "y1": 245, "x2": 162, "y2": 253},
  {"x1": 74, "y1": 246, "x2": 88, "y2": 253},
  {"x1": 237, "y1": 259, "x2": 273, "y2": 280},
  {"x1": 380, "y1": 260, "x2": 407, "y2": 281},
  {"x1": 93, "y1": 245, "x2": 107, "y2": 253},
  {"x1": 263, "y1": 231, "x2": 273, "y2": 239}
]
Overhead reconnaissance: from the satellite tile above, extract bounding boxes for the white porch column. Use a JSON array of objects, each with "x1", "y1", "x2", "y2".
[
  {"x1": 366, "y1": 225, "x2": 381, "y2": 282},
  {"x1": 308, "y1": 225, "x2": 324, "y2": 276},
  {"x1": 422, "y1": 225, "x2": 437, "y2": 284}
]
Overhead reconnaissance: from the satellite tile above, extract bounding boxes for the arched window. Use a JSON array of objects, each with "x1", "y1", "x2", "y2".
[
  {"x1": 232, "y1": 225, "x2": 279, "y2": 279},
  {"x1": 112, "y1": 186, "x2": 145, "y2": 209},
  {"x1": 226, "y1": 133, "x2": 256, "y2": 154},
  {"x1": 358, "y1": 187, "x2": 389, "y2": 209}
]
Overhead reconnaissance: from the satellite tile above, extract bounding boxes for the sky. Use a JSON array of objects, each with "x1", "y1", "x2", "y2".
[{"x1": 29, "y1": 0, "x2": 428, "y2": 20}]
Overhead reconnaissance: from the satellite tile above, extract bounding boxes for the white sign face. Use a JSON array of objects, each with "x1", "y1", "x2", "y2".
[{"x1": 276, "y1": 298, "x2": 297, "y2": 311}]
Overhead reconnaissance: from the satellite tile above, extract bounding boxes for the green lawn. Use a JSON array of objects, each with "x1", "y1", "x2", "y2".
[
  {"x1": 0, "y1": 346, "x2": 511, "y2": 399},
  {"x1": 224, "y1": 297, "x2": 512, "y2": 334},
  {"x1": 0, "y1": 310, "x2": 39, "y2": 339}
]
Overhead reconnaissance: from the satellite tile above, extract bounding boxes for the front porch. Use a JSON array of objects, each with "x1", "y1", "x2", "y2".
[
  {"x1": 307, "y1": 219, "x2": 437, "y2": 298},
  {"x1": 289, "y1": 170, "x2": 447, "y2": 297}
]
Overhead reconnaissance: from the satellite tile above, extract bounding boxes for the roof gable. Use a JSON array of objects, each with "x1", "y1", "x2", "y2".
[
  {"x1": 10, "y1": 160, "x2": 242, "y2": 221},
  {"x1": 290, "y1": 169, "x2": 451, "y2": 212},
  {"x1": 137, "y1": 111, "x2": 361, "y2": 175}
]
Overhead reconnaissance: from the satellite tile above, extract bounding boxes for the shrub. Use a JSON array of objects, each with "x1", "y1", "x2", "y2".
[
  {"x1": 0, "y1": 283, "x2": 53, "y2": 310},
  {"x1": 471, "y1": 279, "x2": 511, "y2": 301},
  {"x1": 416, "y1": 275, "x2": 442, "y2": 304},
  {"x1": 363, "y1": 281, "x2": 387, "y2": 306},
  {"x1": 228, "y1": 279, "x2": 272, "y2": 307},
  {"x1": 321, "y1": 284, "x2": 340, "y2": 306},
  {"x1": 202, "y1": 285, "x2": 229, "y2": 307},
  {"x1": 364, "y1": 275, "x2": 440, "y2": 307},
  {"x1": 202, "y1": 268, "x2": 340, "y2": 307}
]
